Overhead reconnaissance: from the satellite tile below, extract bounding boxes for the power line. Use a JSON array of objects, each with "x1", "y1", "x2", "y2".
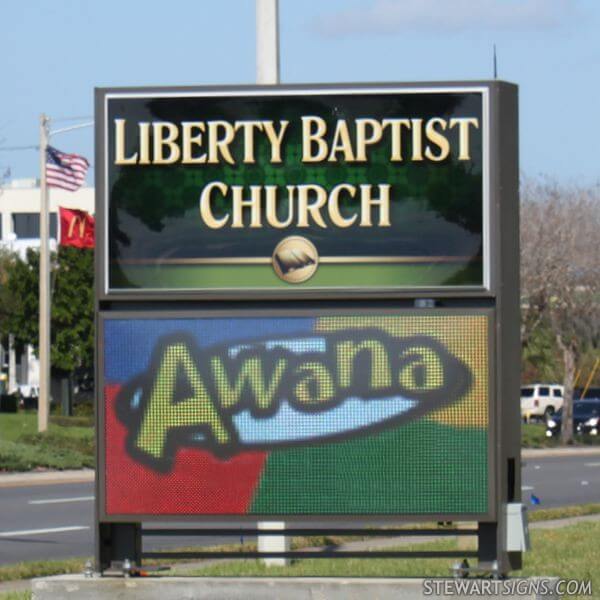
[
  {"x1": 51, "y1": 116, "x2": 93, "y2": 123},
  {"x1": 0, "y1": 145, "x2": 39, "y2": 151}
]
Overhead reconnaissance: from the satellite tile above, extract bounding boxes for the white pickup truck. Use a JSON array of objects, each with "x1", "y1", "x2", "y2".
[{"x1": 520, "y1": 383, "x2": 564, "y2": 421}]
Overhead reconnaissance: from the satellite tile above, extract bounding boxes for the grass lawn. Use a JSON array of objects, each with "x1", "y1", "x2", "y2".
[
  {"x1": 185, "y1": 522, "x2": 599, "y2": 580},
  {"x1": 0, "y1": 412, "x2": 94, "y2": 471},
  {"x1": 522, "y1": 423, "x2": 600, "y2": 448},
  {"x1": 522, "y1": 423, "x2": 558, "y2": 448}
]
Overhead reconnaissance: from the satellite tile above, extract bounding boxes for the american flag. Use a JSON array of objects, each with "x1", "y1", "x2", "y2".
[{"x1": 45, "y1": 146, "x2": 89, "y2": 192}]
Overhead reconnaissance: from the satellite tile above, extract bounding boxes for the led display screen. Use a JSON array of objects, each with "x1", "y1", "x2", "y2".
[
  {"x1": 101, "y1": 310, "x2": 491, "y2": 517},
  {"x1": 102, "y1": 87, "x2": 487, "y2": 294}
]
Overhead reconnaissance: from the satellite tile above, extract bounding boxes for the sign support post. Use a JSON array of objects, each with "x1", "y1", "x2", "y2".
[
  {"x1": 256, "y1": 0, "x2": 279, "y2": 85},
  {"x1": 255, "y1": 0, "x2": 289, "y2": 567}
]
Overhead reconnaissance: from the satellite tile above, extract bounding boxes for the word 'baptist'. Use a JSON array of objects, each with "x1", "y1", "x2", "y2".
[{"x1": 116, "y1": 330, "x2": 472, "y2": 470}]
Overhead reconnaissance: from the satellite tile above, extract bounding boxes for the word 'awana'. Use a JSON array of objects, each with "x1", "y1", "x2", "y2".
[{"x1": 116, "y1": 330, "x2": 470, "y2": 468}]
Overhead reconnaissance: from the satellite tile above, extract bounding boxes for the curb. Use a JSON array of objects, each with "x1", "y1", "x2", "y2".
[
  {"x1": 522, "y1": 446, "x2": 600, "y2": 458},
  {"x1": 0, "y1": 469, "x2": 94, "y2": 488}
]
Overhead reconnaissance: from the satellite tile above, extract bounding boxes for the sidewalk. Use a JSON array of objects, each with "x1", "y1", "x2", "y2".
[
  {"x1": 0, "y1": 468, "x2": 94, "y2": 488},
  {"x1": 521, "y1": 446, "x2": 600, "y2": 458}
]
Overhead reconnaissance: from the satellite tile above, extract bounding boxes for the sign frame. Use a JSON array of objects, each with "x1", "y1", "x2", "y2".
[
  {"x1": 94, "y1": 80, "x2": 520, "y2": 574},
  {"x1": 97, "y1": 305, "x2": 496, "y2": 524},
  {"x1": 95, "y1": 82, "x2": 495, "y2": 301}
]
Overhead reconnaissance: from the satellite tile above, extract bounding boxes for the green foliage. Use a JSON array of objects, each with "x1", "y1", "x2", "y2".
[
  {"x1": 0, "y1": 439, "x2": 84, "y2": 471},
  {"x1": 0, "y1": 246, "x2": 94, "y2": 374},
  {"x1": 49, "y1": 415, "x2": 93, "y2": 428},
  {"x1": 0, "y1": 557, "x2": 86, "y2": 583},
  {"x1": 521, "y1": 424, "x2": 558, "y2": 448},
  {"x1": 0, "y1": 592, "x2": 32, "y2": 600},
  {"x1": 529, "y1": 503, "x2": 600, "y2": 522},
  {"x1": 0, "y1": 412, "x2": 94, "y2": 471},
  {"x1": 0, "y1": 248, "x2": 19, "y2": 333},
  {"x1": 521, "y1": 423, "x2": 600, "y2": 448},
  {"x1": 73, "y1": 401, "x2": 94, "y2": 418},
  {"x1": 522, "y1": 318, "x2": 600, "y2": 388},
  {"x1": 0, "y1": 413, "x2": 38, "y2": 442},
  {"x1": 522, "y1": 320, "x2": 562, "y2": 384}
]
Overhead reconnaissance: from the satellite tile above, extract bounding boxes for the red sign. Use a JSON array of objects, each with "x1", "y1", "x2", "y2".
[{"x1": 59, "y1": 207, "x2": 94, "y2": 248}]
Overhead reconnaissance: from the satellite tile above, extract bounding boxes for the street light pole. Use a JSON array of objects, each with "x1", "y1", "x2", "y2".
[{"x1": 38, "y1": 114, "x2": 50, "y2": 433}]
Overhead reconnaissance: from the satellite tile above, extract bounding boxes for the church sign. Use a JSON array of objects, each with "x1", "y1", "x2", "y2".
[{"x1": 99, "y1": 85, "x2": 489, "y2": 296}]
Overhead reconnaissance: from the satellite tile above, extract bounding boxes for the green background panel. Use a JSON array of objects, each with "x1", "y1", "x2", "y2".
[
  {"x1": 250, "y1": 420, "x2": 488, "y2": 514},
  {"x1": 110, "y1": 262, "x2": 482, "y2": 290}
]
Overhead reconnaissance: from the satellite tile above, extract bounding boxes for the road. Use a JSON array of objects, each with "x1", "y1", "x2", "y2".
[
  {"x1": 1, "y1": 453, "x2": 600, "y2": 565},
  {"x1": 522, "y1": 453, "x2": 600, "y2": 509},
  {"x1": 0, "y1": 480, "x2": 244, "y2": 565}
]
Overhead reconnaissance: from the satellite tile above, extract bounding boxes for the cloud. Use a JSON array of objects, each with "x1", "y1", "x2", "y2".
[{"x1": 311, "y1": 0, "x2": 579, "y2": 37}]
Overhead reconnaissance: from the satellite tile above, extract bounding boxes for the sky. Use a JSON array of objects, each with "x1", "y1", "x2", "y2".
[{"x1": 1, "y1": 0, "x2": 599, "y2": 185}]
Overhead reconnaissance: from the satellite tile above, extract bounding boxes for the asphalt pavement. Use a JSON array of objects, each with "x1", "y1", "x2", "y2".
[
  {"x1": 522, "y1": 452, "x2": 600, "y2": 509},
  {"x1": 0, "y1": 481, "x2": 242, "y2": 565},
  {"x1": 1, "y1": 451, "x2": 600, "y2": 566}
]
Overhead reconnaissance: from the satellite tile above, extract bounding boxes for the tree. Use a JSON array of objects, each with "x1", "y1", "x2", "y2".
[
  {"x1": 1, "y1": 246, "x2": 94, "y2": 383},
  {"x1": 520, "y1": 178, "x2": 600, "y2": 443},
  {"x1": 0, "y1": 247, "x2": 18, "y2": 328}
]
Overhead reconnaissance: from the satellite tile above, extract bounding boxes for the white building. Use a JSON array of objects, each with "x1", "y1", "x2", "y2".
[{"x1": 0, "y1": 178, "x2": 94, "y2": 394}]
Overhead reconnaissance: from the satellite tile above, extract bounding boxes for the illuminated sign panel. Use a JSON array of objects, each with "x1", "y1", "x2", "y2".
[
  {"x1": 101, "y1": 310, "x2": 491, "y2": 518},
  {"x1": 102, "y1": 87, "x2": 488, "y2": 295}
]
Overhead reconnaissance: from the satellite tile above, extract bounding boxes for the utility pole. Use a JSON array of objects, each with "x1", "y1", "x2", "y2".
[
  {"x1": 38, "y1": 114, "x2": 50, "y2": 433},
  {"x1": 255, "y1": 0, "x2": 288, "y2": 567}
]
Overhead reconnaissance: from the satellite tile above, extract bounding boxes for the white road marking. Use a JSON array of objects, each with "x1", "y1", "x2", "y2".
[
  {"x1": 581, "y1": 481, "x2": 589, "y2": 486},
  {"x1": 534, "y1": 465, "x2": 541, "y2": 470},
  {"x1": 28, "y1": 496, "x2": 94, "y2": 505},
  {"x1": 0, "y1": 526, "x2": 89, "y2": 538},
  {"x1": 521, "y1": 486, "x2": 534, "y2": 491},
  {"x1": 584, "y1": 462, "x2": 600, "y2": 467}
]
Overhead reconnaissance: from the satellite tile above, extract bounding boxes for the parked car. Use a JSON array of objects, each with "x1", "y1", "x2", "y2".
[
  {"x1": 17, "y1": 384, "x2": 39, "y2": 399},
  {"x1": 545, "y1": 399, "x2": 600, "y2": 437},
  {"x1": 520, "y1": 384, "x2": 564, "y2": 421},
  {"x1": 575, "y1": 387, "x2": 600, "y2": 401}
]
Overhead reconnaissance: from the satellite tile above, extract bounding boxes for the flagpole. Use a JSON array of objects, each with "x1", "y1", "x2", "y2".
[{"x1": 38, "y1": 114, "x2": 50, "y2": 433}]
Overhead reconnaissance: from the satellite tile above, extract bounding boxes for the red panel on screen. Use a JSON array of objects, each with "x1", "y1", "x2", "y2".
[{"x1": 104, "y1": 385, "x2": 268, "y2": 515}]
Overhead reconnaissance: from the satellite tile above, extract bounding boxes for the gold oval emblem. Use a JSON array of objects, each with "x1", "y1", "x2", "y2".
[{"x1": 272, "y1": 236, "x2": 319, "y2": 284}]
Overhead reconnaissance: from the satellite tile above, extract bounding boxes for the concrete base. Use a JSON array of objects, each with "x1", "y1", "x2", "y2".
[{"x1": 32, "y1": 575, "x2": 559, "y2": 599}]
